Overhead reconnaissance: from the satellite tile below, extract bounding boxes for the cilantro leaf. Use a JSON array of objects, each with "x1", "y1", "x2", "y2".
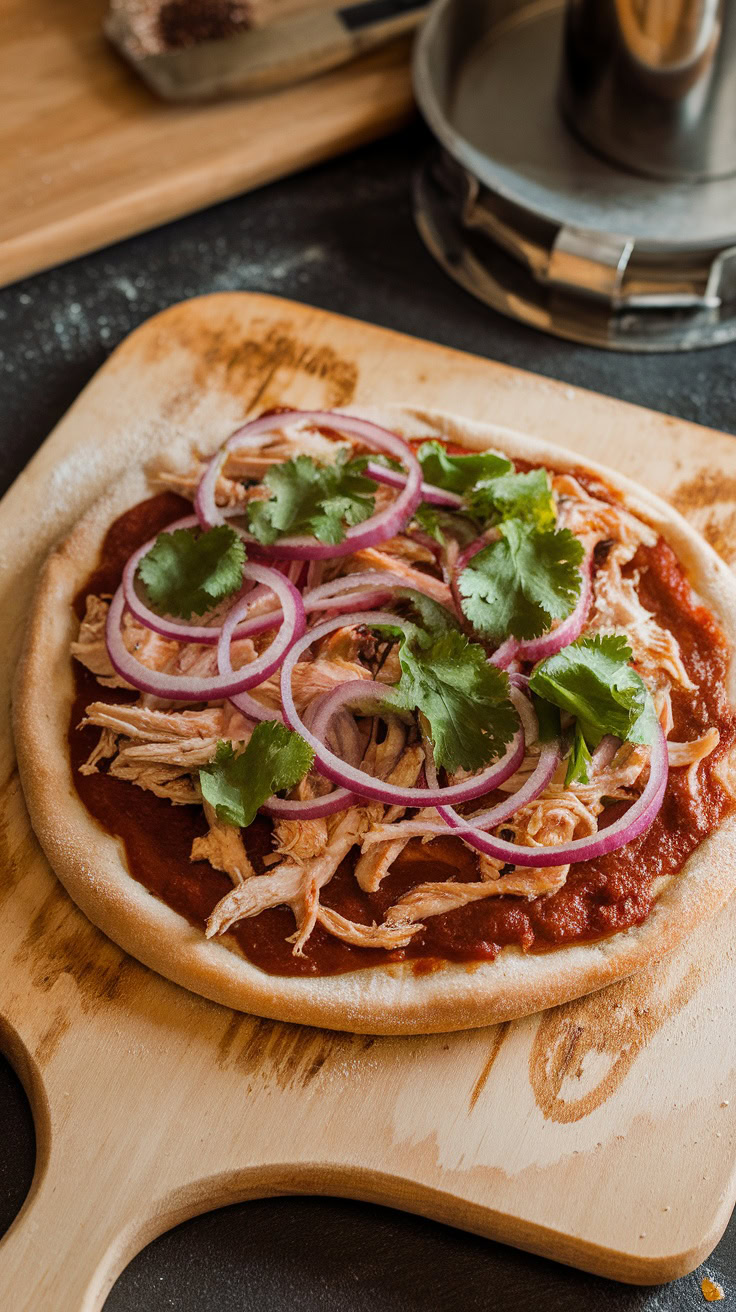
[
  {"x1": 529, "y1": 634, "x2": 655, "y2": 749},
  {"x1": 459, "y1": 521, "x2": 584, "y2": 644},
  {"x1": 565, "y1": 723, "x2": 592, "y2": 786},
  {"x1": 199, "y1": 724, "x2": 314, "y2": 829},
  {"x1": 387, "y1": 628, "x2": 519, "y2": 773},
  {"x1": 468, "y1": 468, "x2": 556, "y2": 531},
  {"x1": 247, "y1": 451, "x2": 376, "y2": 546},
  {"x1": 417, "y1": 441, "x2": 511, "y2": 496},
  {"x1": 532, "y1": 692, "x2": 561, "y2": 744},
  {"x1": 137, "y1": 525, "x2": 245, "y2": 619},
  {"x1": 396, "y1": 588, "x2": 461, "y2": 637},
  {"x1": 412, "y1": 502, "x2": 479, "y2": 548}
]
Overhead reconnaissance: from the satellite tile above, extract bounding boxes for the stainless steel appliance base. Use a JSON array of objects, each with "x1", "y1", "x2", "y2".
[{"x1": 412, "y1": 0, "x2": 736, "y2": 352}]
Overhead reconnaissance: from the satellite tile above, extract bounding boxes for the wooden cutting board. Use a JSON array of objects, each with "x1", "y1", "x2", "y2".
[
  {"x1": 1, "y1": 293, "x2": 735, "y2": 1310},
  {"x1": 0, "y1": 0, "x2": 414, "y2": 290}
]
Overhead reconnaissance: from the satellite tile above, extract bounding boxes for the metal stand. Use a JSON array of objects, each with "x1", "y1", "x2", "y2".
[{"x1": 413, "y1": 0, "x2": 736, "y2": 351}]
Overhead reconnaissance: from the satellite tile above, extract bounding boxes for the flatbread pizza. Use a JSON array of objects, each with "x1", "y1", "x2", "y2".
[{"x1": 14, "y1": 406, "x2": 736, "y2": 1034}]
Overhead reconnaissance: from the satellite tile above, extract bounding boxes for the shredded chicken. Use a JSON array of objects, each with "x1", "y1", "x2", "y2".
[
  {"x1": 71, "y1": 595, "x2": 130, "y2": 688},
  {"x1": 150, "y1": 427, "x2": 349, "y2": 505},
  {"x1": 554, "y1": 474, "x2": 657, "y2": 552},
  {"x1": 588, "y1": 541, "x2": 695, "y2": 691},
  {"x1": 315, "y1": 906, "x2": 420, "y2": 949},
  {"x1": 270, "y1": 773, "x2": 329, "y2": 866},
  {"x1": 81, "y1": 702, "x2": 226, "y2": 743},
  {"x1": 385, "y1": 869, "x2": 569, "y2": 925},
  {"x1": 353, "y1": 744, "x2": 424, "y2": 891},
  {"x1": 191, "y1": 802, "x2": 256, "y2": 884},
  {"x1": 668, "y1": 727, "x2": 720, "y2": 790},
  {"x1": 107, "y1": 758, "x2": 201, "y2": 804},
  {"x1": 343, "y1": 548, "x2": 452, "y2": 607}
]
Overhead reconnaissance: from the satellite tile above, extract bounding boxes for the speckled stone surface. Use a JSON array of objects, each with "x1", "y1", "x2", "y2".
[{"x1": 1, "y1": 123, "x2": 734, "y2": 1310}]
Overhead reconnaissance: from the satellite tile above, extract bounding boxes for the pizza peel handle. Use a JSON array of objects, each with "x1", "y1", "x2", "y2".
[{"x1": 0, "y1": 981, "x2": 304, "y2": 1312}]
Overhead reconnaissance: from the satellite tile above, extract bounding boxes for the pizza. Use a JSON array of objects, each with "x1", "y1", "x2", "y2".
[{"x1": 13, "y1": 406, "x2": 736, "y2": 1034}]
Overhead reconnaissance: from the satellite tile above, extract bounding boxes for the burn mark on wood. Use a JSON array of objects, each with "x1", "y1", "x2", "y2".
[
  {"x1": 529, "y1": 960, "x2": 701, "y2": 1123},
  {"x1": 671, "y1": 469, "x2": 736, "y2": 563},
  {"x1": 129, "y1": 309, "x2": 358, "y2": 416},
  {"x1": 214, "y1": 1010, "x2": 378, "y2": 1091},
  {"x1": 12, "y1": 882, "x2": 138, "y2": 1013},
  {"x1": 34, "y1": 1008, "x2": 72, "y2": 1067},
  {"x1": 468, "y1": 1022, "x2": 510, "y2": 1112}
]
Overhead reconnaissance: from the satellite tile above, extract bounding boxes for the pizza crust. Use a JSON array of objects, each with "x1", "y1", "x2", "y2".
[{"x1": 13, "y1": 406, "x2": 736, "y2": 1035}]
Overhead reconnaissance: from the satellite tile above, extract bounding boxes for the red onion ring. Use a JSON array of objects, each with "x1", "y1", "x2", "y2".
[
  {"x1": 364, "y1": 460, "x2": 463, "y2": 509},
  {"x1": 384, "y1": 739, "x2": 561, "y2": 843},
  {"x1": 429, "y1": 720, "x2": 668, "y2": 867},
  {"x1": 303, "y1": 570, "x2": 455, "y2": 615},
  {"x1": 195, "y1": 411, "x2": 423, "y2": 560},
  {"x1": 489, "y1": 638, "x2": 519, "y2": 669},
  {"x1": 280, "y1": 611, "x2": 524, "y2": 807},
  {"x1": 106, "y1": 563, "x2": 305, "y2": 701},
  {"x1": 261, "y1": 789, "x2": 356, "y2": 820}
]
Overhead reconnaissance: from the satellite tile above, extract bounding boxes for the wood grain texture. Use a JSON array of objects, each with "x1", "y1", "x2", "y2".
[
  {"x1": 0, "y1": 0, "x2": 414, "y2": 289},
  {"x1": 0, "y1": 294, "x2": 735, "y2": 1310}
]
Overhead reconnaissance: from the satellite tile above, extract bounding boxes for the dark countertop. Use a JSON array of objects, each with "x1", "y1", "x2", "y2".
[{"x1": 1, "y1": 122, "x2": 734, "y2": 1310}]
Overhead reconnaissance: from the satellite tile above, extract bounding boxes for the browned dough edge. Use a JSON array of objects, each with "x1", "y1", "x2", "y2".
[{"x1": 12, "y1": 405, "x2": 736, "y2": 1035}]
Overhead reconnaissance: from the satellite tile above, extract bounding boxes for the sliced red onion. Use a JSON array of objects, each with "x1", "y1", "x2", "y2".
[
  {"x1": 364, "y1": 460, "x2": 463, "y2": 509},
  {"x1": 509, "y1": 685, "x2": 538, "y2": 747},
  {"x1": 106, "y1": 563, "x2": 305, "y2": 701},
  {"x1": 429, "y1": 720, "x2": 668, "y2": 867},
  {"x1": 195, "y1": 410, "x2": 422, "y2": 560},
  {"x1": 489, "y1": 637, "x2": 519, "y2": 669},
  {"x1": 281, "y1": 611, "x2": 524, "y2": 807},
  {"x1": 303, "y1": 570, "x2": 454, "y2": 615},
  {"x1": 227, "y1": 692, "x2": 282, "y2": 723},
  {"x1": 260, "y1": 790, "x2": 356, "y2": 820}
]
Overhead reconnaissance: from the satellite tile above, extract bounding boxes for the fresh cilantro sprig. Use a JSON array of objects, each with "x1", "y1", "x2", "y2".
[
  {"x1": 199, "y1": 724, "x2": 314, "y2": 829},
  {"x1": 458, "y1": 521, "x2": 584, "y2": 644},
  {"x1": 412, "y1": 503, "x2": 479, "y2": 548},
  {"x1": 529, "y1": 634, "x2": 657, "y2": 753},
  {"x1": 417, "y1": 441, "x2": 512, "y2": 495},
  {"x1": 137, "y1": 525, "x2": 245, "y2": 619},
  {"x1": 565, "y1": 723, "x2": 593, "y2": 786},
  {"x1": 467, "y1": 468, "x2": 556, "y2": 531},
  {"x1": 247, "y1": 451, "x2": 377, "y2": 546},
  {"x1": 372, "y1": 624, "x2": 518, "y2": 774}
]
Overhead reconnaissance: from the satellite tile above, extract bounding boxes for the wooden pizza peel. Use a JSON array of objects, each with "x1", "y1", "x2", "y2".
[{"x1": 0, "y1": 293, "x2": 734, "y2": 1309}]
